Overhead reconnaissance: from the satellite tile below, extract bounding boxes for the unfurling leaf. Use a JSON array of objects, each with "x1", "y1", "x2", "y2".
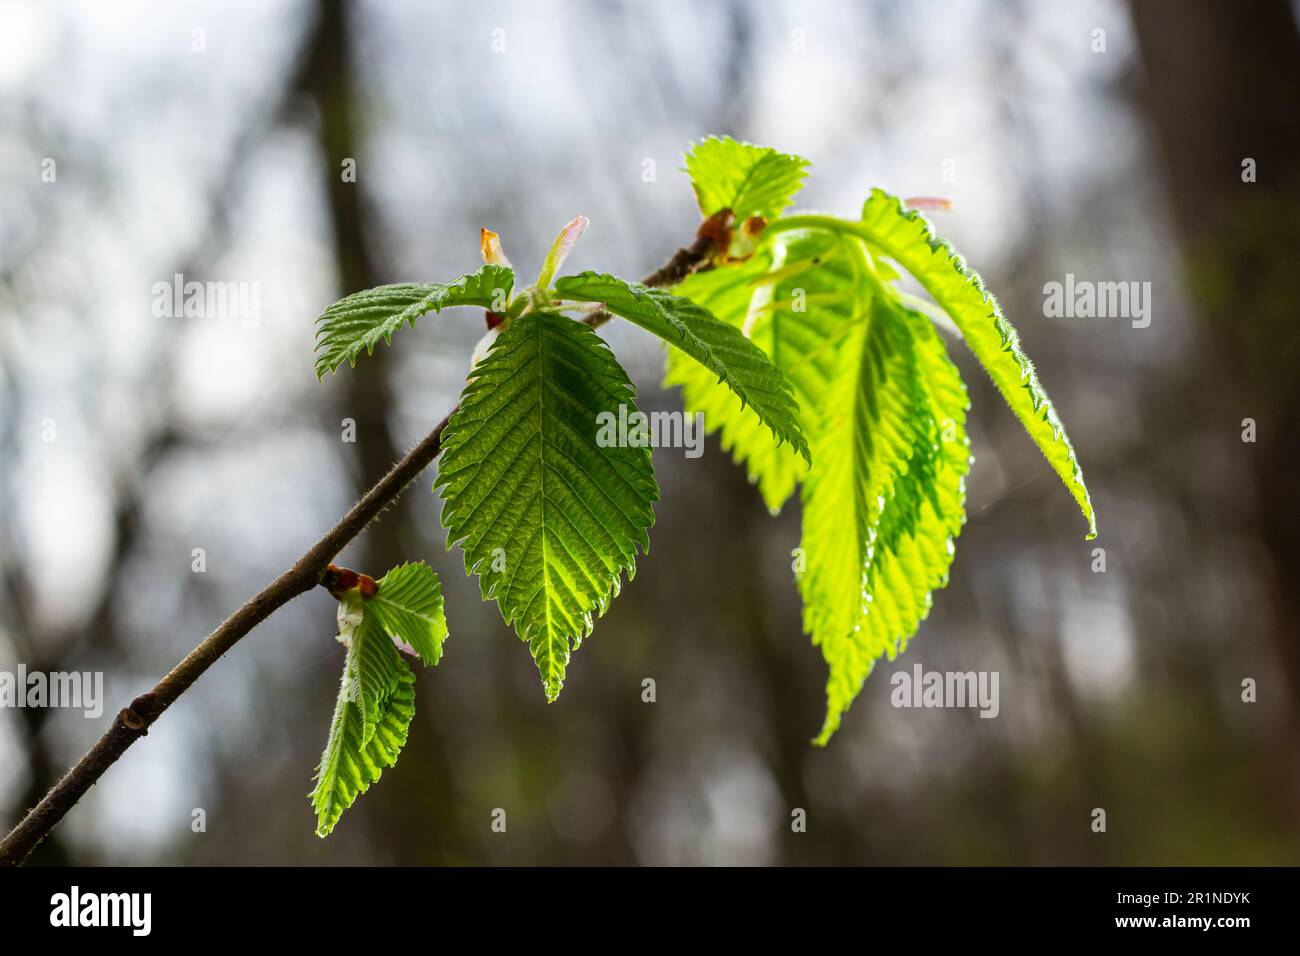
[
  {"x1": 536, "y1": 215, "x2": 588, "y2": 289},
  {"x1": 311, "y1": 600, "x2": 416, "y2": 838},
  {"x1": 435, "y1": 309, "x2": 658, "y2": 701}
]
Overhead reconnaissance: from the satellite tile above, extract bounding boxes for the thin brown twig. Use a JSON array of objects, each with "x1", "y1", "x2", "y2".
[{"x1": 0, "y1": 235, "x2": 714, "y2": 866}]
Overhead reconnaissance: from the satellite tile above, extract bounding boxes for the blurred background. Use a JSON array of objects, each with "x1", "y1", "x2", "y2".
[{"x1": 1, "y1": 0, "x2": 1297, "y2": 865}]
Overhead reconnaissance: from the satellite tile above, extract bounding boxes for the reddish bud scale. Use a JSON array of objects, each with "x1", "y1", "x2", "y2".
[
  {"x1": 696, "y1": 208, "x2": 736, "y2": 258},
  {"x1": 322, "y1": 564, "x2": 379, "y2": 600}
]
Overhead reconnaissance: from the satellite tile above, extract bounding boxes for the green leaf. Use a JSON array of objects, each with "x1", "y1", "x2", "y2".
[
  {"x1": 554, "y1": 271, "x2": 810, "y2": 464},
  {"x1": 370, "y1": 562, "x2": 449, "y2": 667},
  {"x1": 314, "y1": 265, "x2": 514, "y2": 378},
  {"x1": 662, "y1": 230, "x2": 971, "y2": 741},
  {"x1": 663, "y1": 255, "x2": 805, "y2": 512},
  {"x1": 311, "y1": 605, "x2": 416, "y2": 837},
  {"x1": 857, "y1": 189, "x2": 1096, "y2": 539},
  {"x1": 685, "y1": 136, "x2": 809, "y2": 223},
  {"x1": 801, "y1": 292, "x2": 970, "y2": 744},
  {"x1": 663, "y1": 231, "x2": 860, "y2": 512},
  {"x1": 349, "y1": 600, "x2": 409, "y2": 742},
  {"x1": 434, "y1": 309, "x2": 658, "y2": 701}
]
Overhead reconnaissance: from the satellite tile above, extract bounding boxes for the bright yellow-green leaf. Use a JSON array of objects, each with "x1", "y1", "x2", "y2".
[
  {"x1": 858, "y1": 189, "x2": 1096, "y2": 539},
  {"x1": 663, "y1": 229, "x2": 972, "y2": 742},
  {"x1": 803, "y1": 294, "x2": 970, "y2": 744},
  {"x1": 685, "y1": 136, "x2": 809, "y2": 223}
]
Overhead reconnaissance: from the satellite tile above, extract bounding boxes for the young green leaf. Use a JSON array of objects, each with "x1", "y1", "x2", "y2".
[
  {"x1": 554, "y1": 271, "x2": 810, "y2": 464},
  {"x1": 369, "y1": 562, "x2": 449, "y2": 667},
  {"x1": 662, "y1": 255, "x2": 806, "y2": 512},
  {"x1": 857, "y1": 189, "x2": 1096, "y2": 539},
  {"x1": 314, "y1": 265, "x2": 514, "y2": 378},
  {"x1": 663, "y1": 231, "x2": 863, "y2": 512},
  {"x1": 434, "y1": 309, "x2": 658, "y2": 701},
  {"x1": 801, "y1": 296, "x2": 970, "y2": 744},
  {"x1": 349, "y1": 598, "x2": 411, "y2": 742},
  {"x1": 311, "y1": 605, "x2": 416, "y2": 838},
  {"x1": 685, "y1": 136, "x2": 809, "y2": 223},
  {"x1": 670, "y1": 230, "x2": 971, "y2": 742}
]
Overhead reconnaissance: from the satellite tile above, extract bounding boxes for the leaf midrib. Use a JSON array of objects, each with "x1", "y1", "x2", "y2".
[{"x1": 533, "y1": 313, "x2": 558, "y2": 684}]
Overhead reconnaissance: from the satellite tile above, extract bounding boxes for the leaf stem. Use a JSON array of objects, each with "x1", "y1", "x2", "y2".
[
  {"x1": 763, "y1": 215, "x2": 892, "y2": 302},
  {"x1": 763, "y1": 213, "x2": 871, "y2": 240}
]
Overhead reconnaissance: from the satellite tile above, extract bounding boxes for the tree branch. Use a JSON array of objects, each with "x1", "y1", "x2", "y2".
[{"x1": 0, "y1": 237, "x2": 714, "y2": 867}]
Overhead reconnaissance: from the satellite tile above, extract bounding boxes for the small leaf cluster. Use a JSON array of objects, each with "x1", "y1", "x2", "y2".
[{"x1": 311, "y1": 563, "x2": 446, "y2": 837}]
